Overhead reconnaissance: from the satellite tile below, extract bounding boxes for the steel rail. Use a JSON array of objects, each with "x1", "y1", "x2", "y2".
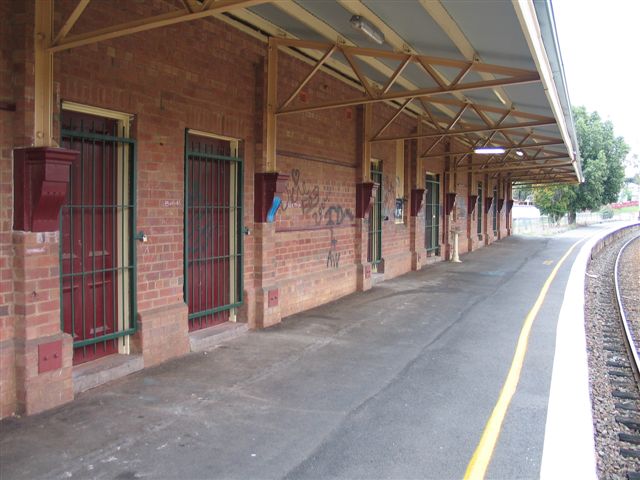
[{"x1": 614, "y1": 233, "x2": 640, "y2": 384}]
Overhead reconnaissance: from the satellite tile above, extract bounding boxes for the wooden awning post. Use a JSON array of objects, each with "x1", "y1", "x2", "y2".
[
  {"x1": 34, "y1": 0, "x2": 55, "y2": 147},
  {"x1": 265, "y1": 36, "x2": 277, "y2": 173}
]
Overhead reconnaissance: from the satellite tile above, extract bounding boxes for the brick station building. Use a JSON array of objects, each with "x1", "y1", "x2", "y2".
[{"x1": 0, "y1": 0, "x2": 581, "y2": 418}]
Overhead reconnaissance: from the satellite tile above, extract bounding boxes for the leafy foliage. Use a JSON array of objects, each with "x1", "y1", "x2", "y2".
[
  {"x1": 534, "y1": 106, "x2": 629, "y2": 222},
  {"x1": 534, "y1": 184, "x2": 575, "y2": 223}
]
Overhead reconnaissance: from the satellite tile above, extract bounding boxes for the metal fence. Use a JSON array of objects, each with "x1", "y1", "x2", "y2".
[{"x1": 513, "y1": 211, "x2": 637, "y2": 235}]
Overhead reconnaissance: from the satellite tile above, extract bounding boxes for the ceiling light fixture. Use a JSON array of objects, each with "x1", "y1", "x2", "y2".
[
  {"x1": 350, "y1": 15, "x2": 385, "y2": 45},
  {"x1": 474, "y1": 147, "x2": 506, "y2": 155},
  {"x1": 516, "y1": 150, "x2": 524, "y2": 157}
]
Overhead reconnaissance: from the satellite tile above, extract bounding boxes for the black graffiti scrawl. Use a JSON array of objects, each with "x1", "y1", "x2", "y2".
[
  {"x1": 326, "y1": 230, "x2": 340, "y2": 269},
  {"x1": 282, "y1": 168, "x2": 354, "y2": 227}
]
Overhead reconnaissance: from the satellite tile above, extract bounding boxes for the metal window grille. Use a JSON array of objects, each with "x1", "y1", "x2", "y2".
[
  {"x1": 368, "y1": 161, "x2": 383, "y2": 269},
  {"x1": 493, "y1": 186, "x2": 498, "y2": 235},
  {"x1": 477, "y1": 182, "x2": 483, "y2": 240},
  {"x1": 425, "y1": 174, "x2": 440, "y2": 254},
  {"x1": 184, "y1": 131, "x2": 243, "y2": 332},
  {"x1": 60, "y1": 111, "x2": 136, "y2": 365}
]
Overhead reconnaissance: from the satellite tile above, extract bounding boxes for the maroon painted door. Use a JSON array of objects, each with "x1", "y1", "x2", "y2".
[
  {"x1": 186, "y1": 133, "x2": 233, "y2": 331},
  {"x1": 61, "y1": 111, "x2": 118, "y2": 364}
]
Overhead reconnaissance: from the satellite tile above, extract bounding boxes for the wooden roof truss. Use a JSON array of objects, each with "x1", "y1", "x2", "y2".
[{"x1": 38, "y1": 0, "x2": 576, "y2": 184}]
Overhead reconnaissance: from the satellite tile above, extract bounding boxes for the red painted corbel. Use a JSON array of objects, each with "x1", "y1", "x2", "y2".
[
  {"x1": 445, "y1": 192, "x2": 456, "y2": 215},
  {"x1": 356, "y1": 182, "x2": 379, "y2": 218},
  {"x1": 410, "y1": 188, "x2": 425, "y2": 216},
  {"x1": 506, "y1": 199, "x2": 514, "y2": 214},
  {"x1": 484, "y1": 196, "x2": 494, "y2": 214},
  {"x1": 254, "y1": 172, "x2": 290, "y2": 223},
  {"x1": 13, "y1": 147, "x2": 77, "y2": 232},
  {"x1": 468, "y1": 195, "x2": 479, "y2": 215}
]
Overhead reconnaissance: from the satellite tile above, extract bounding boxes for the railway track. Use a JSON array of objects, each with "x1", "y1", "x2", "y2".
[{"x1": 586, "y1": 229, "x2": 640, "y2": 480}]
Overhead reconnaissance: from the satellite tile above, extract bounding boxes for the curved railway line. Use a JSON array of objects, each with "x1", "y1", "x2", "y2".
[
  {"x1": 615, "y1": 235, "x2": 640, "y2": 387},
  {"x1": 586, "y1": 228, "x2": 640, "y2": 480}
]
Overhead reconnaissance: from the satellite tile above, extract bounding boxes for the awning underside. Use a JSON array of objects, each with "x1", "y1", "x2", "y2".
[{"x1": 49, "y1": 0, "x2": 581, "y2": 185}]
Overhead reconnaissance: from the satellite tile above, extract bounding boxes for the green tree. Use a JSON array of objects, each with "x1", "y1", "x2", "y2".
[
  {"x1": 534, "y1": 184, "x2": 575, "y2": 223},
  {"x1": 534, "y1": 106, "x2": 629, "y2": 222},
  {"x1": 513, "y1": 185, "x2": 532, "y2": 202}
]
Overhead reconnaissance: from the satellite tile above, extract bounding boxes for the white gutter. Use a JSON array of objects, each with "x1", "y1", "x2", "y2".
[{"x1": 512, "y1": 0, "x2": 582, "y2": 183}]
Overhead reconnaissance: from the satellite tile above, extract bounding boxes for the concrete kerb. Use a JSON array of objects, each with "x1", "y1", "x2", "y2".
[{"x1": 540, "y1": 222, "x2": 640, "y2": 479}]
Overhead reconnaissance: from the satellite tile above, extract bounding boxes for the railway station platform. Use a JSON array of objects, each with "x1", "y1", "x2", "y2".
[{"x1": 0, "y1": 223, "x2": 631, "y2": 480}]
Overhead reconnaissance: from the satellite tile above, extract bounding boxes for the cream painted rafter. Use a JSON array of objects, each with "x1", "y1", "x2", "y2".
[
  {"x1": 219, "y1": 0, "x2": 567, "y2": 181},
  {"x1": 420, "y1": 141, "x2": 565, "y2": 160},
  {"x1": 49, "y1": 0, "x2": 270, "y2": 53},
  {"x1": 273, "y1": 38, "x2": 541, "y2": 117},
  {"x1": 375, "y1": 119, "x2": 556, "y2": 144},
  {"x1": 338, "y1": 0, "x2": 502, "y2": 148},
  {"x1": 460, "y1": 162, "x2": 574, "y2": 175},
  {"x1": 420, "y1": 103, "x2": 469, "y2": 156},
  {"x1": 452, "y1": 110, "x2": 513, "y2": 166},
  {"x1": 464, "y1": 154, "x2": 570, "y2": 170},
  {"x1": 417, "y1": 0, "x2": 513, "y2": 109},
  {"x1": 52, "y1": 0, "x2": 91, "y2": 45},
  {"x1": 511, "y1": 172, "x2": 576, "y2": 181},
  {"x1": 39, "y1": 0, "x2": 576, "y2": 185},
  {"x1": 271, "y1": 0, "x2": 518, "y2": 151}
]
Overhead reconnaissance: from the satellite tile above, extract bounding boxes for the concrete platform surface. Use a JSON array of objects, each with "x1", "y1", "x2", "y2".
[{"x1": 0, "y1": 225, "x2": 615, "y2": 480}]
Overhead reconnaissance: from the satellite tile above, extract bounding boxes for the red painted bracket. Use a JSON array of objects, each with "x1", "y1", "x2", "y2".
[
  {"x1": 254, "y1": 172, "x2": 290, "y2": 223},
  {"x1": 445, "y1": 192, "x2": 456, "y2": 215},
  {"x1": 484, "y1": 196, "x2": 494, "y2": 214},
  {"x1": 506, "y1": 199, "x2": 514, "y2": 214},
  {"x1": 468, "y1": 195, "x2": 478, "y2": 215},
  {"x1": 13, "y1": 147, "x2": 78, "y2": 232},
  {"x1": 410, "y1": 188, "x2": 425, "y2": 216},
  {"x1": 356, "y1": 182, "x2": 379, "y2": 218}
]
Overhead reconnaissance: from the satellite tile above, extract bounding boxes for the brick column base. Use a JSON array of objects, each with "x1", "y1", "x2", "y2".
[
  {"x1": 409, "y1": 216, "x2": 427, "y2": 271},
  {"x1": 16, "y1": 333, "x2": 74, "y2": 415},
  {"x1": 253, "y1": 222, "x2": 281, "y2": 329},
  {"x1": 131, "y1": 302, "x2": 189, "y2": 367},
  {"x1": 355, "y1": 219, "x2": 372, "y2": 291},
  {"x1": 13, "y1": 231, "x2": 73, "y2": 415},
  {"x1": 255, "y1": 287, "x2": 281, "y2": 329}
]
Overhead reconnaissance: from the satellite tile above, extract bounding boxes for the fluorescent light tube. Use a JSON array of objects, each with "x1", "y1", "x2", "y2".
[
  {"x1": 350, "y1": 15, "x2": 385, "y2": 45},
  {"x1": 474, "y1": 147, "x2": 506, "y2": 154}
]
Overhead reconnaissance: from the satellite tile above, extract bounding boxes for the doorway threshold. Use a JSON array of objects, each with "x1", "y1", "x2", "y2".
[
  {"x1": 189, "y1": 322, "x2": 248, "y2": 352},
  {"x1": 371, "y1": 272, "x2": 385, "y2": 286},
  {"x1": 73, "y1": 354, "x2": 144, "y2": 395}
]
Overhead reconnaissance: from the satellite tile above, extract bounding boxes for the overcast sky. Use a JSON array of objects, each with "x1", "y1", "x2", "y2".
[{"x1": 552, "y1": 0, "x2": 639, "y2": 172}]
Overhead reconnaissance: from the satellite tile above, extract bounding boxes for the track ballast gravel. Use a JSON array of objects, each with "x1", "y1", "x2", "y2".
[{"x1": 585, "y1": 229, "x2": 640, "y2": 480}]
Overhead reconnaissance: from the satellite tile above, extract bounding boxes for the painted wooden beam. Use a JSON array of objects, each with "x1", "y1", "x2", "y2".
[
  {"x1": 34, "y1": 0, "x2": 55, "y2": 147},
  {"x1": 50, "y1": 0, "x2": 269, "y2": 52},
  {"x1": 52, "y1": 0, "x2": 91, "y2": 45}
]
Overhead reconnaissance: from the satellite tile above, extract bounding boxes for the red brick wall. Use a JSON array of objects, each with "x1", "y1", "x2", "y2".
[
  {"x1": 54, "y1": 0, "x2": 265, "y2": 322},
  {"x1": 0, "y1": 0, "x2": 25, "y2": 418},
  {"x1": 1, "y1": 0, "x2": 516, "y2": 418},
  {"x1": 274, "y1": 156, "x2": 358, "y2": 317},
  {"x1": 277, "y1": 53, "x2": 358, "y2": 165},
  {"x1": 12, "y1": 231, "x2": 74, "y2": 414}
]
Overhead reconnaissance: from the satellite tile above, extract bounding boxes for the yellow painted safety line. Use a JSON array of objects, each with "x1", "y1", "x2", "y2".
[{"x1": 463, "y1": 238, "x2": 584, "y2": 480}]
